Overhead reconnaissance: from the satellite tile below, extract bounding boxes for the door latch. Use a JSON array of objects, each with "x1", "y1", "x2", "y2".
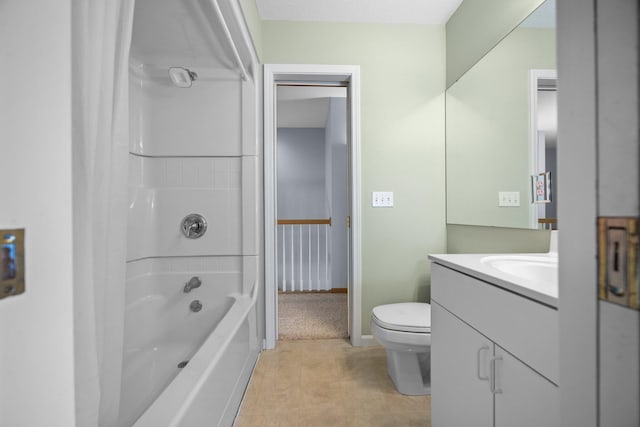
[{"x1": 598, "y1": 217, "x2": 639, "y2": 309}]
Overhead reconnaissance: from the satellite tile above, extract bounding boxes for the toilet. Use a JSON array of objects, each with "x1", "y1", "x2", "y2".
[{"x1": 371, "y1": 302, "x2": 431, "y2": 395}]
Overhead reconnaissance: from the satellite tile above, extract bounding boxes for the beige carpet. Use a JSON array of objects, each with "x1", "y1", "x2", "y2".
[{"x1": 278, "y1": 292, "x2": 348, "y2": 340}]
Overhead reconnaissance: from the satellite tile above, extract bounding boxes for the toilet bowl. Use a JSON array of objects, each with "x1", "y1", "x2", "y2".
[{"x1": 371, "y1": 302, "x2": 431, "y2": 395}]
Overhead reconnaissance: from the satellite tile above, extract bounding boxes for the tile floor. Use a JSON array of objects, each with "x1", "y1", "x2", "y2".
[{"x1": 233, "y1": 339, "x2": 431, "y2": 427}]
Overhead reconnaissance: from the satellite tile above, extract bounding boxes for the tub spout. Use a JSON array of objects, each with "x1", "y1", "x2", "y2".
[{"x1": 184, "y1": 276, "x2": 202, "y2": 293}]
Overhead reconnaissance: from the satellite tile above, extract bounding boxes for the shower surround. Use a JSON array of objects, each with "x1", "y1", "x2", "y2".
[{"x1": 120, "y1": 0, "x2": 261, "y2": 425}]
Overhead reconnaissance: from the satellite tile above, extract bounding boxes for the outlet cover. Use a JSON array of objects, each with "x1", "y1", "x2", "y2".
[{"x1": 372, "y1": 191, "x2": 394, "y2": 207}]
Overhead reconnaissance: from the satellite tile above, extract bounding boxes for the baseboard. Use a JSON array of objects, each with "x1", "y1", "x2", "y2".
[
  {"x1": 278, "y1": 288, "x2": 347, "y2": 294},
  {"x1": 357, "y1": 335, "x2": 379, "y2": 347}
]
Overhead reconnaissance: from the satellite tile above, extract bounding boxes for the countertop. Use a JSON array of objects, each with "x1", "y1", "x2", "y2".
[{"x1": 429, "y1": 253, "x2": 558, "y2": 308}]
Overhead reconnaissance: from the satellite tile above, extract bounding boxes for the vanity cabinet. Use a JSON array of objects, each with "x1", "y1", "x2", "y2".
[{"x1": 430, "y1": 262, "x2": 559, "y2": 427}]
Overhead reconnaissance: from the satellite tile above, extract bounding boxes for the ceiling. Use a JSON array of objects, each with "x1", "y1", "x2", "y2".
[
  {"x1": 277, "y1": 86, "x2": 347, "y2": 128},
  {"x1": 255, "y1": 0, "x2": 464, "y2": 25}
]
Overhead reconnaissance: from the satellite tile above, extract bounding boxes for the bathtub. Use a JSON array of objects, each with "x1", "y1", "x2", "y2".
[{"x1": 118, "y1": 257, "x2": 260, "y2": 427}]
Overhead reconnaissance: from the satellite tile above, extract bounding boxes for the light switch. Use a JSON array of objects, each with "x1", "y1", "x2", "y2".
[
  {"x1": 372, "y1": 191, "x2": 394, "y2": 207},
  {"x1": 498, "y1": 191, "x2": 520, "y2": 207}
]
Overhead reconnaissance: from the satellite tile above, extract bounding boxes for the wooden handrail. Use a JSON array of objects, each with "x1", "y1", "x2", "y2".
[
  {"x1": 538, "y1": 218, "x2": 557, "y2": 224},
  {"x1": 277, "y1": 218, "x2": 332, "y2": 226}
]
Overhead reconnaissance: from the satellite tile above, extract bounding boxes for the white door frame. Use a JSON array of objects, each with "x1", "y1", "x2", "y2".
[
  {"x1": 528, "y1": 69, "x2": 557, "y2": 229},
  {"x1": 263, "y1": 64, "x2": 362, "y2": 349}
]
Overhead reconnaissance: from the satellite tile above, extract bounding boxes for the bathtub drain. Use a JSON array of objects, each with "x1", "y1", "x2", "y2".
[
  {"x1": 190, "y1": 300, "x2": 203, "y2": 312},
  {"x1": 177, "y1": 360, "x2": 189, "y2": 369}
]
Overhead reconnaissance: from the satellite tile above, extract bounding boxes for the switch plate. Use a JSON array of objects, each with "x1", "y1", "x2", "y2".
[
  {"x1": 372, "y1": 191, "x2": 394, "y2": 207},
  {"x1": 498, "y1": 191, "x2": 520, "y2": 207}
]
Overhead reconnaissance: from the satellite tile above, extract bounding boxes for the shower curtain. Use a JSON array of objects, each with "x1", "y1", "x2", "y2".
[{"x1": 72, "y1": 1, "x2": 134, "y2": 426}]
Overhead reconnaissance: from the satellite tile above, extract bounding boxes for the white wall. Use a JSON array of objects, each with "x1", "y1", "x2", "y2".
[{"x1": 0, "y1": 1, "x2": 76, "y2": 426}]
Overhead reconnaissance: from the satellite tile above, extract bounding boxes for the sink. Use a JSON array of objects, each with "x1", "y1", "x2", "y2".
[{"x1": 481, "y1": 254, "x2": 558, "y2": 297}]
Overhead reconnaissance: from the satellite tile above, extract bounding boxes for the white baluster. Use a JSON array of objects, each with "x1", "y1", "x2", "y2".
[
  {"x1": 290, "y1": 224, "x2": 294, "y2": 292},
  {"x1": 308, "y1": 225, "x2": 312, "y2": 291},
  {"x1": 299, "y1": 225, "x2": 303, "y2": 292},
  {"x1": 325, "y1": 224, "x2": 329, "y2": 290},
  {"x1": 316, "y1": 224, "x2": 320, "y2": 291}
]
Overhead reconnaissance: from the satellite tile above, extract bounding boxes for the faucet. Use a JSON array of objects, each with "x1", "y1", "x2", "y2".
[{"x1": 184, "y1": 276, "x2": 202, "y2": 293}]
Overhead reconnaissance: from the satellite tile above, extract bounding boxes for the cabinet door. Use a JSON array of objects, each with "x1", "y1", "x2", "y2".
[
  {"x1": 493, "y1": 346, "x2": 559, "y2": 427},
  {"x1": 432, "y1": 301, "x2": 493, "y2": 427}
]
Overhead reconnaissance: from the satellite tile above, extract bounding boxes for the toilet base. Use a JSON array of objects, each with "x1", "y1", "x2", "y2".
[{"x1": 385, "y1": 349, "x2": 431, "y2": 396}]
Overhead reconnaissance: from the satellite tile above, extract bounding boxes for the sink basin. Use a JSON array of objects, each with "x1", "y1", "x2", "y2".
[{"x1": 481, "y1": 255, "x2": 558, "y2": 297}]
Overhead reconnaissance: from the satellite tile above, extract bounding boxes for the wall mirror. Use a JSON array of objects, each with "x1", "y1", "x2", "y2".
[{"x1": 446, "y1": 0, "x2": 557, "y2": 229}]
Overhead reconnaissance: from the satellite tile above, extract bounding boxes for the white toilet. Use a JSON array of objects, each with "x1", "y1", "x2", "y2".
[{"x1": 371, "y1": 302, "x2": 431, "y2": 395}]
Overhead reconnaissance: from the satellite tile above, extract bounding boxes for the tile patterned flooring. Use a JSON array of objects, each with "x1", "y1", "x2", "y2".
[{"x1": 233, "y1": 339, "x2": 431, "y2": 427}]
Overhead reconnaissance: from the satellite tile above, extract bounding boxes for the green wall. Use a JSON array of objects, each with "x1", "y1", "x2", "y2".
[
  {"x1": 447, "y1": 224, "x2": 551, "y2": 253},
  {"x1": 446, "y1": 0, "x2": 544, "y2": 87},
  {"x1": 262, "y1": 21, "x2": 447, "y2": 335},
  {"x1": 238, "y1": 0, "x2": 263, "y2": 60}
]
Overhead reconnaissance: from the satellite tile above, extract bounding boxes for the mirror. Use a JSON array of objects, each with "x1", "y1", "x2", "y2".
[{"x1": 446, "y1": 0, "x2": 557, "y2": 229}]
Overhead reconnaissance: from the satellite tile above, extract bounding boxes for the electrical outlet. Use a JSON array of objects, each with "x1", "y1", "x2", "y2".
[
  {"x1": 372, "y1": 191, "x2": 394, "y2": 207},
  {"x1": 498, "y1": 191, "x2": 520, "y2": 207}
]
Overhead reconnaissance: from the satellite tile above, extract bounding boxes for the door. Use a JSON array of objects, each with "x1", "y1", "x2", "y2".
[
  {"x1": 494, "y1": 346, "x2": 559, "y2": 427},
  {"x1": 431, "y1": 301, "x2": 493, "y2": 427}
]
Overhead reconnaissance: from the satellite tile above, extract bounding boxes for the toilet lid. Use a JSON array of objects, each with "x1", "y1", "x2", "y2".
[{"x1": 372, "y1": 303, "x2": 431, "y2": 333}]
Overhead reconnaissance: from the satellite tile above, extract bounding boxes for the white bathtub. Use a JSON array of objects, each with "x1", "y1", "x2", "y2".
[{"x1": 118, "y1": 257, "x2": 260, "y2": 427}]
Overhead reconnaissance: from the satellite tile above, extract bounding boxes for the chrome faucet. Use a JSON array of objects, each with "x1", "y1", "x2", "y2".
[{"x1": 184, "y1": 276, "x2": 202, "y2": 293}]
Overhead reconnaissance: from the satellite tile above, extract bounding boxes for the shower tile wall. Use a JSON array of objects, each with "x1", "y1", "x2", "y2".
[
  {"x1": 130, "y1": 77, "x2": 243, "y2": 156},
  {"x1": 128, "y1": 156, "x2": 244, "y2": 259},
  {"x1": 120, "y1": 66, "x2": 260, "y2": 425}
]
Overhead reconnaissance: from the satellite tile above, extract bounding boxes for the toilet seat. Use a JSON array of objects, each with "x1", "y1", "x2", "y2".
[{"x1": 372, "y1": 302, "x2": 431, "y2": 333}]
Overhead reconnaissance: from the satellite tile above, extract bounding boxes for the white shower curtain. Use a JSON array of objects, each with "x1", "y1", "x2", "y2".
[{"x1": 72, "y1": 1, "x2": 134, "y2": 426}]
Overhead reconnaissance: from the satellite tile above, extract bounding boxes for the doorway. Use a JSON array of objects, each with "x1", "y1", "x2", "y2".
[
  {"x1": 276, "y1": 84, "x2": 349, "y2": 340},
  {"x1": 264, "y1": 64, "x2": 362, "y2": 349},
  {"x1": 529, "y1": 69, "x2": 558, "y2": 229}
]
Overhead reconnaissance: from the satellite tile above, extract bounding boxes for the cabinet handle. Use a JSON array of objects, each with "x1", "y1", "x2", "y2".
[
  {"x1": 490, "y1": 356, "x2": 503, "y2": 394},
  {"x1": 476, "y1": 346, "x2": 490, "y2": 381}
]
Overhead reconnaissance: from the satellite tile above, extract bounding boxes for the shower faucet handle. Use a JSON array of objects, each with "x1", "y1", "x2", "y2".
[{"x1": 181, "y1": 214, "x2": 207, "y2": 239}]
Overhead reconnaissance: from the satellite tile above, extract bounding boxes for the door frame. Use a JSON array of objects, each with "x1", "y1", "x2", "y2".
[
  {"x1": 263, "y1": 64, "x2": 362, "y2": 349},
  {"x1": 528, "y1": 69, "x2": 557, "y2": 229}
]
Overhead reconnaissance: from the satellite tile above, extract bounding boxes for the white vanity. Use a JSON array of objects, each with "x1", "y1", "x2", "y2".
[{"x1": 429, "y1": 252, "x2": 559, "y2": 427}]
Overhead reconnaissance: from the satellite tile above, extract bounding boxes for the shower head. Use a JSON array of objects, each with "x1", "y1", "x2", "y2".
[{"x1": 168, "y1": 67, "x2": 198, "y2": 88}]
